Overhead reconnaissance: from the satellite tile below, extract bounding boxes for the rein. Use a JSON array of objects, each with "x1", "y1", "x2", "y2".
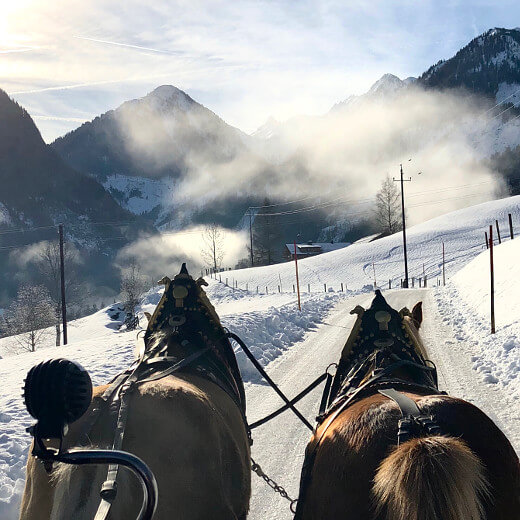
[{"x1": 92, "y1": 345, "x2": 212, "y2": 520}]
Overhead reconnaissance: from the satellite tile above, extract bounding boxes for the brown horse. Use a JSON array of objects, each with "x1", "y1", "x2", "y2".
[
  {"x1": 19, "y1": 265, "x2": 251, "y2": 520},
  {"x1": 295, "y1": 290, "x2": 519, "y2": 520}
]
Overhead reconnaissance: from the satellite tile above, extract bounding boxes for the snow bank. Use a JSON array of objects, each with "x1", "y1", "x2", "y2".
[
  {"x1": 436, "y1": 238, "x2": 520, "y2": 400},
  {"x1": 0, "y1": 279, "x2": 345, "y2": 517},
  {"x1": 223, "y1": 293, "x2": 342, "y2": 381},
  {"x1": 220, "y1": 196, "x2": 520, "y2": 293}
]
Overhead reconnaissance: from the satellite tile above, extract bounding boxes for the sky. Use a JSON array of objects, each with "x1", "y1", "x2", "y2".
[{"x1": 2, "y1": 0, "x2": 520, "y2": 142}]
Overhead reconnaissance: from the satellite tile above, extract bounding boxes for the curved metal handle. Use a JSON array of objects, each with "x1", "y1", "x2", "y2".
[{"x1": 54, "y1": 449, "x2": 158, "y2": 520}]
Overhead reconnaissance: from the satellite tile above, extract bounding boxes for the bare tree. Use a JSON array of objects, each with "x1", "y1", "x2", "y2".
[
  {"x1": 375, "y1": 175, "x2": 402, "y2": 235},
  {"x1": 120, "y1": 262, "x2": 148, "y2": 327},
  {"x1": 201, "y1": 223, "x2": 225, "y2": 272},
  {"x1": 36, "y1": 241, "x2": 83, "y2": 346},
  {"x1": 2, "y1": 284, "x2": 55, "y2": 352}
]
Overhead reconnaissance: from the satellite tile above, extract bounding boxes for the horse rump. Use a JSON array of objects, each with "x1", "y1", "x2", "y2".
[{"x1": 372, "y1": 435, "x2": 490, "y2": 520}]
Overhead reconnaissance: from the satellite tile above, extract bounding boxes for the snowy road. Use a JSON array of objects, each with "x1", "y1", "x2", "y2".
[{"x1": 245, "y1": 289, "x2": 519, "y2": 520}]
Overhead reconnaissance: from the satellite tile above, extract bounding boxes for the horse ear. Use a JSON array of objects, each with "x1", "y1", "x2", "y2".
[{"x1": 411, "y1": 302, "x2": 423, "y2": 329}]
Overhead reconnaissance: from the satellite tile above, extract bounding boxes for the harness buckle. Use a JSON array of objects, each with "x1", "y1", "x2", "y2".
[
  {"x1": 397, "y1": 417, "x2": 416, "y2": 445},
  {"x1": 100, "y1": 480, "x2": 118, "y2": 500}
]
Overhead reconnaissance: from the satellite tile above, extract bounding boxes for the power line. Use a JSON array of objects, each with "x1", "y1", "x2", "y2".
[
  {"x1": 247, "y1": 195, "x2": 317, "y2": 209},
  {"x1": 484, "y1": 86, "x2": 520, "y2": 114},
  {"x1": 251, "y1": 180, "x2": 498, "y2": 217}
]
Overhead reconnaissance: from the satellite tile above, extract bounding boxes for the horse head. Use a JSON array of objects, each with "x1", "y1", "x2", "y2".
[
  {"x1": 141, "y1": 262, "x2": 246, "y2": 412},
  {"x1": 328, "y1": 290, "x2": 435, "y2": 407}
]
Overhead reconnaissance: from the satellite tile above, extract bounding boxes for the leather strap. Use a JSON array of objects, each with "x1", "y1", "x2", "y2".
[
  {"x1": 378, "y1": 388, "x2": 421, "y2": 418},
  {"x1": 93, "y1": 346, "x2": 212, "y2": 520},
  {"x1": 378, "y1": 388, "x2": 442, "y2": 444}
]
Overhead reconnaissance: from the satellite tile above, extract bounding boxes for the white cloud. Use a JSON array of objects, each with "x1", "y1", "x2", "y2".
[
  {"x1": 7, "y1": 0, "x2": 516, "y2": 141},
  {"x1": 116, "y1": 226, "x2": 248, "y2": 279},
  {"x1": 2, "y1": 0, "x2": 519, "y2": 147}
]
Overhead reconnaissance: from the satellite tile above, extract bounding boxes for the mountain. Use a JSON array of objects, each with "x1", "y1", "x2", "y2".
[
  {"x1": 53, "y1": 85, "x2": 252, "y2": 181},
  {"x1": 419, "y1": 28, "x2": 520, "y2": 106},
  {"x1": 253, "y1": 28, "x2": 520, "y2": 169},
  {"x1": 0, "y1": 89, "x2": 135, "y2": 238},
  {"x1": 331, "y1": 73, "x2": 412, "y2": 112},
  {"x1": 52, "y1": 86, "x2": 256, "y2": 225},
  {"x1": 0, "y1": 89, "x2": 144, "y2": 304}
]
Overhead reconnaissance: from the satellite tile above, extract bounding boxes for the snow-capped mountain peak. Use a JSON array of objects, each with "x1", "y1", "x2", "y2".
[
  {"x1": 420, "y1": 27, "x2": 520, "y2": 101},
  {"x1": 331, "y1": 73, "x2": 407, "y2": 112},
  {"x1": 367, "y1": 73, "x2": 405, "y2": 94},
  {"x1": 126, "y1": 85, "x2": 198, "y2": 113},
  {"x1": 251, "y1": 116, "x2": 280, "y2": 139}
]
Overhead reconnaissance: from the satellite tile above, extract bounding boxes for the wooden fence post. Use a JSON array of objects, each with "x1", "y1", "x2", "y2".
[
  {"x1": 442, "y1": 242, "x2": 446, "y2": 286},
  {"x1": 308, "y1": 284, "x2": 310, "y2": 293},
  {"x1": 341, "y1": 283, "x2": 344, "y2": 292},
  {"x1": 324, "y1": 283, "x2": 327, "y2": 292},
  {"x1": 489, "y1": 225, "x2": 495, "y2": 334},
  {"x1": 485, "y1": 231, "x2": 489, "y2": 249},
  {"x1": 509, "y1": 213, "x2": 514, "y2": 240},
  {"x1": 496, "y1": 220, "x2": 501, "y2": 244},
  {"x1": 424, "y1": 275, "x2": 427, "y2": 287},
  {"x1": 389, "y1": 279, "x2": 391, "y2": 289}
]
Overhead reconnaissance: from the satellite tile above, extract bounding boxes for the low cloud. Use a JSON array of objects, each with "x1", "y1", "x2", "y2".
[
  {"x1": 165, "y1": 84, "x2": 507, "y2": 226},
  {"x1": 115, "y1": 226, "x2": 248, "y2": 280}
]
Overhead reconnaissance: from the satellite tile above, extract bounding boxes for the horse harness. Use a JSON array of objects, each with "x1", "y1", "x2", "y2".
[
  {"x1": 60, "y1": 266, "x2": 249, "y2": 520},
  {"x1": 63, "y1": 329, "x2": 246, "y2": 520},
  {"x1": 293, "y1": 291, "x2": 445, "y2": 518}
]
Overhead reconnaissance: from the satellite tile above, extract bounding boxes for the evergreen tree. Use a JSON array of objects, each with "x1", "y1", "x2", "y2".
[{"x1": 252, "y1": 198, "x2": 282, "y2": 266}]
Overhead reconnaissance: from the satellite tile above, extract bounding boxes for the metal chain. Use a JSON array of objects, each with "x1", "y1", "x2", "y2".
[{"x1": 251, "y1": 457, "x2": 298, "y2": 514}]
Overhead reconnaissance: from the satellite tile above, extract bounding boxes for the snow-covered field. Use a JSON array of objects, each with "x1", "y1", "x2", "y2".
[{"x1": 1, "y1": 195, "x2": 519, "y2": 518}]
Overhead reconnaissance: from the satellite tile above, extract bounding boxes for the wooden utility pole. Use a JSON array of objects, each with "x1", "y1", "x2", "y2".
[
  {"x1": 495, "y1": 219, "x2": 501, "y2": 244},
  {"x1": 58, "y1": 224, "x2": 68, "y2": 345},
  {"x1": 442, "y1": 242, "x2": 446, "y2": 286},
  {"x1": 248, "y1": 209, "x2": 254, "y2": 267},
  {"x1": 394, "y1": 164, "x2": 412, "y2": 287},
  {"x1": 509, "y1": 213, "x2": 514, "y2": 240},
  {"x1": 293, "y1": 240, "x2": 301, "y2": 311},
  {"x1": 489, "y1": 225, "x2": 495, "y2": 334}
]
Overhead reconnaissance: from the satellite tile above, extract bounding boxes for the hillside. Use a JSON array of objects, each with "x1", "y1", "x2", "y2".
[
  {"x1": 0, "y1": 89, "x2": 134, "y2": 234},
  {"x1": 420, "y1": 28, "x2": 520, "y2": 104},
  {"x1": 51, "y1": 86, "x2": 260, "y2": 226},
  {"x1": 0, "y1": 89, "x2": 151, "y2": 304},
  {"x1": 0, "y1": 195, "x2": 519, "y2": 519}
]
